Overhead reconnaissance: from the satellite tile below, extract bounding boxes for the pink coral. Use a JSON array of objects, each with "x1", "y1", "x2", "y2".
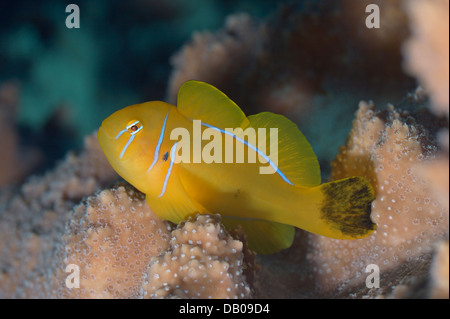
[
  {"x1": 403, "y1": 0, "x2": 449, "y2": 116},
  {"x1": 254, "y1": 102, "x2": 448, "y2": 299},
  {"x1": 143, "y1": 214, "x2": 253, "y2": 299},
  {"x1": 167, "y1": 13, "x2": 262, "y2": 108},
  {"x1": 0, "y1": 132, "x2": 118, "y2": 298},
  {"x1": 429, "y1": 240, "x2": 449, "y2": 298},
  {"x1": 166, "y1": 1, "x2": 415, "y2": 166},
  {"x1": 0, "y1": 176, "x2": 254, "y2": 298},
  {"x1": 253, "y1": 1, "x2": 449, "y2": 298},
  {"x1": 306, "y1": 103, "x2": 448, "y2": 296},
  {"x1": 59, "y1": 185, "x2": 173, "y2": 298},
  {"x1": 1, "y1": 1, "x2": 448, "y2": 299},
  {"x1": 57, "y1": 191, "x2": 254, "y2": 299},
  {"x1": 403, "y1": 0, "x2": 449, "y2": 214}
]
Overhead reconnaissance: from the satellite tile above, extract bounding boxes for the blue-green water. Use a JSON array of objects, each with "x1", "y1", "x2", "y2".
[{"x1": 0, "y1": 0, "x2": 281, "y2": 155}]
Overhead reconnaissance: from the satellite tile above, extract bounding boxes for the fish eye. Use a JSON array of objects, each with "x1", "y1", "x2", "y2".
[{"x1": 126, "y1": 120, "x2": 143, "y2": 135}]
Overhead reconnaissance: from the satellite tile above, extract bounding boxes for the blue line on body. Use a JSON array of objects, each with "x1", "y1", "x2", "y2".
[{"x1": 198, "y1": 121, "x2": 294, "y2": 185}]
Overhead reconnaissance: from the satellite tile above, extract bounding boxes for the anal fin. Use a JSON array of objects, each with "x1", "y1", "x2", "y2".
[{"x1": 221, "y1": 217, "x2": 295, "y2": 254}]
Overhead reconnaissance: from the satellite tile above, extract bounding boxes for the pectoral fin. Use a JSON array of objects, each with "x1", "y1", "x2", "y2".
[{"x1": 146, "y1": 166, "x2": 207, "y2": 224}]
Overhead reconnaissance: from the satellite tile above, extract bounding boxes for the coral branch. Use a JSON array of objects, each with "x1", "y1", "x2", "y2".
[
  {"x1": 307, "y1": 103, "x2": 448, "y2": 296},
  {"x1": 143, "y1": 214, "x2": 253, "y2": 299}
]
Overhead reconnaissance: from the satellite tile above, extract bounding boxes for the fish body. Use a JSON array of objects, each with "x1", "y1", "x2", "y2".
[{"x1": 98, "y1": 81, "x2": 375, "y2": 254}]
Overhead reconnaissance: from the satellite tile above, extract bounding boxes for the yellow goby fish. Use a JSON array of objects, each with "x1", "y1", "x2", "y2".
[{"x1": 98, "y1": 81, "x2": 376, "y2": 254}]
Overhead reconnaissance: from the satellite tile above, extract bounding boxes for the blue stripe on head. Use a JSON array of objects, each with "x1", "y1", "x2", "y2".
[
  {"x1": 147, "y1": 110, "x2": 170, "y2": 173},
  {"x1": 115, "y1": 128, "x2": 128, "y2": 140},
  {"x1": 119, "y1": 134, "x2": 136, "y2": 159}
]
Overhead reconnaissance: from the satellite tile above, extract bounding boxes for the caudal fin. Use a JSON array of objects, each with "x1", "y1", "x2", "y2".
[
  {"x1": 317, "y1": 176, "x2": 376, "y2": 239},
  {"x1": 223, "y1": 176, "x2": 375, "y2": 254}
]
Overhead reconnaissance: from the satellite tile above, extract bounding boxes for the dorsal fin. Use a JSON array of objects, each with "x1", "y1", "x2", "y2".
[
  {"x1": 246, "y1": 112, "x2": 321, "y2": 187},
  {"x1": 178, "y1": 81, "x2": 320, "y2": 187},
  {"x1": 177, "y1": 80, "x2": 249, "y2": 129}
]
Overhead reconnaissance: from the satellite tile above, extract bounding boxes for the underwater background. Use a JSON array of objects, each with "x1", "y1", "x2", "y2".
[
  {"x1": 0, "y1": 0, "x2": 448, "y2": 299},
  {"x1": 0, "y1": 0, "x2": 280, "y2": 172}
]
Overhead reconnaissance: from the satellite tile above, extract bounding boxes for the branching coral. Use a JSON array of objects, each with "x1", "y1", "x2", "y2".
[
  {"x1": 403, "y1": 0, "x2": 449, "y2": 116},
  {"x1": 59, "y1": 185, "x2": 173, "y2": 298},
  {"x1": 57, "y1": 189, "x2": 253, "y2": 299},
  {"x1": 403, "y1": 0, "x2": 449, "y2": 214},
  {"x1": 167, "y1": 13, "x2": 262, "y2": 109},
  {"x1": 142, "y1": 214, "x2": 253, "y2": 299},
  {"x1": 254, "y1": 102, "x2": 448, "y2": 299},
  {"x1": 429, "y1": 240, "x2": 449, "y2": 298},
  {"x1": 1, "y1": 178, "x2": 254, "y2": 298},
  {"x1": 399, "y1": 0, "x2": 449, "y2": 299},
  {"x1": 0, "y1": 132, "x2": 118, "y2": 298},
  {"x1": 305, "y1": 103, "x2": 448, "y2": 296},
  {"x1": 166, "y1": 1, "x2": 416, "y2": 171},
  {"x1": 0, "y1": 0, "x2": 448, "y2": 299},
  {"x1": 167, "y1": 1, "x2": 412, "y2": 110}
]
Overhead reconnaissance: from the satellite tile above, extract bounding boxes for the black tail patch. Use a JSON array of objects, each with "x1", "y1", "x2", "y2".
[{"x1": 320, "y1": 176, "x2": 376, "y2": 238}]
